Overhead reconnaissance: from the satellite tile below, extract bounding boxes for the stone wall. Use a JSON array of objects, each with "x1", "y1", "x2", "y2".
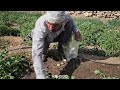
[
  {"x1": 16, "y1": 11, "x2": 120, "y2": 20},
  {"x1": 69, "y1": 11, "x2": 120, "y2": 19},
  {"x1": 39, "y1": 11, "x2": 120, "y2": 19}
]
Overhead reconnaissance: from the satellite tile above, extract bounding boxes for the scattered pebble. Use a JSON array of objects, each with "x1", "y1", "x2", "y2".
[
  {"x1": 57, "y1": 64, "x2": 60, "y2": 66},
  {"x1": 63, "y1": 59, "x2": 67, "y2": 62},
  {"x1": 8, "y1": 52, "x2": 11, "y2": 54},
  {"x1": 102, "y1": 64, "x2": 105, "y2": 66},
  {"x1": 60, "y1": 62, "x2": 64, "y2": 65}
]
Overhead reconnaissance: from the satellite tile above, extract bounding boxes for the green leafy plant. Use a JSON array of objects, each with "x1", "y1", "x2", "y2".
[
  {"x1": 0, "y1": 12, "x2": 120, "y2": 56},
  {"x1": 75, "y1": 18, "x2": 120, "y2": 57},
  {"x1": 0, "y1": 50, "x2": 30, "y2": 79},
  {"x1": 94, "y1": 70, "x2": 119, "y2": 79}
]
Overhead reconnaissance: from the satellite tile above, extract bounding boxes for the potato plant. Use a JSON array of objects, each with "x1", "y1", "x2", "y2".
[
  {"x1": 94, "y1": 70, "x2": 119, "y2": 79},
  {"x1": 0, "y1": 50, "x2": 30, "y2": 79},
  {"x1": 0, "y1": 11, "x2": 120, "y2": 57},
  {"x1": 75, "y1": 18, "x2": 120, "y2": 56}
]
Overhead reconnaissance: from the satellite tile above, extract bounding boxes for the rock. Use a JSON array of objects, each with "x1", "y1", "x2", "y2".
[
  {"x1": 84, "y1": 12, "x2": 93, "y2": 17},
  {"x1": 69, "y1": 11, "x2": 75, "y2": 15},
  {"x1": 57, "y1": 64, "x2": 60, "y2": 66},
  {"x1": 14, "y1": 11, "x2": 120, "y2": 20},
  {"x1": 63, "y1": 59, "x2": 67, "y2": 62},
  {"x1": 49, "y1": 42, "x2": 58, "y2": 49},
  {"x1": 60, "y1": 62, "x2": 64, "y2": 65}
]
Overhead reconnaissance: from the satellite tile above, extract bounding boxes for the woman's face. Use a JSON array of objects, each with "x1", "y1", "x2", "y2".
[{"x1": 46, "y1": 21, "x2": 62, "y2": 32}]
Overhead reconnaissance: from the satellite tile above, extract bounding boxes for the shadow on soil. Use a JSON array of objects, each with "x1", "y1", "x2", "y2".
[
  {"x1": 59, "y1": 58, "x2": 82, "y2": 77},
  {"x1": 47, "y1": 48, "x2": 110, "y2": 77},
  {"x1": 47, "y1": 49, "x2": 64, "y2": 61},
  {"x1": 47, "y1": 48, "x2": 110, "y2": 62},
  {"x1": 0, "y1": 27, "x2": 20, "y2": 36},
  {"x1": 78, "y1": 48, "x2": 110, "y2": 60},
  {"x1": 47, "y1": 49, "x2": 82, "y2": 77}
]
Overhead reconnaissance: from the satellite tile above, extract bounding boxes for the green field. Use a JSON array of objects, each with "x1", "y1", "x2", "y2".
[
  {"x1": 0, "y1": 11, "x2": 120, "y2": 79},
  {"x1": 0, "y1": 11, "x2": 120, "y2": 56}
]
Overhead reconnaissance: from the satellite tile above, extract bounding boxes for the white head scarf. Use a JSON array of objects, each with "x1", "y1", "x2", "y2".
[{"x1": 45, "y1": 11, "x2": 66, "y2": 24}]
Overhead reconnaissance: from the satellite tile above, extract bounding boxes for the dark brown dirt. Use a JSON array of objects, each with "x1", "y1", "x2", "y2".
[
  {"x1": 24, "y1": 55, "x2": 120, "y2": 79},
  {"x1": 24, "y1": 49, "x2": 120, "y2": 79}
]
